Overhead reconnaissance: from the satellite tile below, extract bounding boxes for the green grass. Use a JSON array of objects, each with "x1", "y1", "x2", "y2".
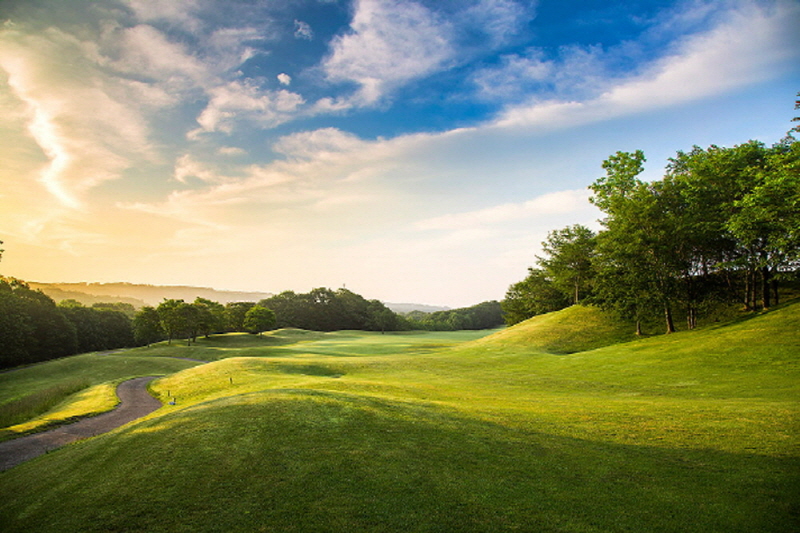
[
  {"x1": 118, "y1": 328, "x2": 497, "y2": 361},
  {"x1": 0, "y1": 352, "x2": 201, "y2": 440},
  {"x1": 481, "y1": 304, "x2": 637, "y2": 353},
  {"x1": 0, "y1": 304, "x2": 798, "y2": 532},
  {"x1": 0, "y1": 378, "x2": 90, "y2": 428}
]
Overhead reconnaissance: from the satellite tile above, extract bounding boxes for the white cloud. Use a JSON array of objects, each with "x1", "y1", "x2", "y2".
[
  {"x1": 294, "y1": 20, "x2": 313, "y2": 40},
  {"x1": 277, "y1": 73, "x2": 292, "y2": 85},
  {"x1": 218, "y1": 146, "x2": 246, "y2": 156},
  {"x1": 0, "y1": 26, "x2": 155, "y2": 208},
  {"x1": 458, "y1": 0, "x2": 530, "y2": 48},
  {"x1": 322, "y1": 0, "x2": 454, "y2": 105},
  {"x1": 192, "y1": 80, "x2": 305, "y2": 135},
  {"x1": 124, "y1": 0, "x2": 203, "y2": 32},
  {"x1": 493, "y1": 0, "x2": 800, "y2": 129},
  {"x1": 100, "y1": 24, "x2": 209, "y2": 88},
  {"x1": 416, "y1": 189, "x2": 595, "y2": 231}
]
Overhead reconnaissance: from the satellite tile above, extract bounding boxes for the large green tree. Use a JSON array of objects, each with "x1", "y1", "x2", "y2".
[
  {"x1": 156, "y1": 299, "x2": 188, "y2": 345},
  {"x1": 502, "y1": 268, "x2": 569, "y2": 326},
  {"x1": 133, "y1": 306, "x2": 164, "y2": 346},
  {"x1": 591, "y1": 150, "x2": 684, "y2": 333},
  {"x1": 537, "y1": 224, "x2": 596, "y2": 305},
  {"x1": 243, "y1": 305, "x2": 277, "y2": 335}
]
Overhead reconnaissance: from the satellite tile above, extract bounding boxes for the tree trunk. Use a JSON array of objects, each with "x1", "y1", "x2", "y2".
[
  {"x1": 761, "y1": 266, "x2": 771, "y2": 310},
  {"x1": 773, "y1": 279, "x2": 780, "y2": 307},
  {"x1": 744, "y1": 269, "x2": 755, "y2": 311},
  {"x1": 686, "y1": 306, "x2": 697, "y2": 330},
  {"x1": 664, "y1": 304, "x2": 675, "y2": 334},
  {"x1": 635, "y1": 320, "x2": 643, "y2": 336}
]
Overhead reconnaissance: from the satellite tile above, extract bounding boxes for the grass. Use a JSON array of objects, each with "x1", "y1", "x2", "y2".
[
  {"x1": 0, "y1": 378, "x2": 91, "y2": 428},
  {"x1": 0, "y1": 352, "x2": 201, "y2": 440},
  {"x1": 0, "y1": 303, "x2": 798, "y2": 532}
]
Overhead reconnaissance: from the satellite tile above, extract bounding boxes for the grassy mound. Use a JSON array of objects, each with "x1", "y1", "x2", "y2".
[
  {"x1": 2, "y1": 391, "x2": 795, "y2": 533},
  {"x1": 478, "y1": 304, "x2": 637, "y2": 353},
  {"x1": 0, "y1": 303, "x2": 797, "y2": 531}
]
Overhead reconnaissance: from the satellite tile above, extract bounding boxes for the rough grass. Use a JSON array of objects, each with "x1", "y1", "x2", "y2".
[
  {"x1": 0, "y1": 353, "x2": 200, "y2": 440},
  {"x1": 0, "y1": 383, "x2": 118, "y2": 439},
  {"x1": 0, "y1": 379, "x2": 90, "y2": 428},
  {"x1": 0, "y1": 303, "x2": 798, "y2": 532}
]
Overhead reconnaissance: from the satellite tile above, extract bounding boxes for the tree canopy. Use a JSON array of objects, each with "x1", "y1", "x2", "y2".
[{"x1": 505, "y1": 129, "x2": 800, "y2": 334}]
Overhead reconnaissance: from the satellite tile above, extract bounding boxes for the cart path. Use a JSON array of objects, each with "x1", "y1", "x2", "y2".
[{"x1": 0, "y1": 376, "x2": 161, "y2": 472}]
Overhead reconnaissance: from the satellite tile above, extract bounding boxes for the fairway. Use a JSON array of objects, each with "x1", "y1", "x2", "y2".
[{"x1": 1, "y1": 303, "x2": 798, "y2": 532}]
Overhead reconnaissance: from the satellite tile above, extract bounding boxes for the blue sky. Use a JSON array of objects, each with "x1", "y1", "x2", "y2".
[{"x1": 1, "y1": 0, "x2": 798, "y2": 307}]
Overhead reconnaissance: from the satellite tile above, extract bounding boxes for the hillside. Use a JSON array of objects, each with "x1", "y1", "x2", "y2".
[
  {"x1": 0, "y1": 302, "x2": 797, "y2": 532},
  {"x1": 476, "y1": 304, "x2": 637, "y2": 353},
  {"x1": 28, "y1": 282, "x2": 273, "y2": 307}
]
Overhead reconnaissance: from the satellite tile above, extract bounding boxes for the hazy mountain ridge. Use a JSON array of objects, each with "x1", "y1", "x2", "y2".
[
  {"x1": 383, "y1": 302, "x2": 450, "y2": 314},
  {"x1": 28, "y1": 282, "x2": 449, "y2": 313},
  {"x1": 28, "y1": 282, "x2": 274, "y2": 307}
]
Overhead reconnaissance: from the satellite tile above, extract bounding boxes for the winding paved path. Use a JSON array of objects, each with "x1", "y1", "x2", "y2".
[{"x1": 0, "y1": 376, "x2": 161, "y2": 472}]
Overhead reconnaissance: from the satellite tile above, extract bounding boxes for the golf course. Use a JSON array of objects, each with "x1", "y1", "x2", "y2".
[{"x1": 0, "y1": 301, "x2": 797, "y2": 532}]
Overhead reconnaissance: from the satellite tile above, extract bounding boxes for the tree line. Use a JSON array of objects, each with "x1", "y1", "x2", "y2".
[
  {"x1": 1, "y1": 276, "x2": 504, "y2": 369},
  {"x1": 0, "y1": 277, "x2": 137, "y2": 368},
  {"x1": 503, "y1": 134, "x2": 800, "y2": 334},
  {"x1": 402, "y1": 301, "x2": 504, "y2": 331}
]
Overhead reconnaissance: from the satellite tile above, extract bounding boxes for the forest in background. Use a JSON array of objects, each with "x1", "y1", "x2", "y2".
[{"x1": 0, "y1": 277, "x2": 503, "y2": 369}]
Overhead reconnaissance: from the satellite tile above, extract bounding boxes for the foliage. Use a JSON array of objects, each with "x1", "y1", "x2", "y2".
[
  {"x1": 502, "y1": 270, "x2": 571, "y2": 326},
  {"x1": 224, "y1": 301, "x2": 255, "y2": 332},
  {"x1": 260, "y1": 288, "x2": 401, "y2": 332},
  {"x1": 507, "y1": 132, "x2": 800, "y2": 336},
  {"x1": 0, "y1": 277, "x2": 77, "y2": 368},
  {"x1": 133, "y1": 306, "x2": 164, "y2": 346},
  {"x1": 243, "y1": 305, "x2": 276, "y2": 335},
  {"x1": 537, "y1": 224, "x2": 596, "y2": 304},
  {"x1": 403, "y1": 300, "x2": 504, "y2": 330}
]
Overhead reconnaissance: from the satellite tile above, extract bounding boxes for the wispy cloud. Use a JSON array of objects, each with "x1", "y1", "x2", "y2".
[
  {"x1": 322, "y1": 0, "x2": 455, "y2": 106},
  {"x1": 416, "y1": 189, "x2": 595, "y2": 231},
  {"x1": 492, "y1": 0, "x2": 800, "y2": 129},
  {"x1": 294, "y1": 20, "x2": 313, "y2": 40},
  {"x1": 191, "y1": 80, "x2": 305, "y2": 135},
  {"x1": 0, "y1": 26, "x2": 155, "y2": 208}
]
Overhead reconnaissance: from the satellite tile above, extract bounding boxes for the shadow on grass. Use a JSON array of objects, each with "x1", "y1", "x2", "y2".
[{"x1": 1, "y1": 390, "x2": 797, "y2": 533}]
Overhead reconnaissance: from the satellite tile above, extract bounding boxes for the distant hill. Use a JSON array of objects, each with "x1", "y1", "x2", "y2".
[
  {"x1": 28, "y1": 282, "x2": 273, "y2": 307},
  {"x1": 384, "y1": 302, "x2": 450, "y2": 314}
]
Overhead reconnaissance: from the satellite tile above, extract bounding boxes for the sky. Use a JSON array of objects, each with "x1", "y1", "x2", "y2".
[{"x1": 0, "y1": 0, "x2": 798, "y2": 308}]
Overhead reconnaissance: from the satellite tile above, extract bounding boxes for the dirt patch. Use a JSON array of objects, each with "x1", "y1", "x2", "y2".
[{"x1": 0, "y1": 376, "x2": 161, "y2": 472}]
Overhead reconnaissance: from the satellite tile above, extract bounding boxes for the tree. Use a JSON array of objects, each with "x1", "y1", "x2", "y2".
[
  {"x1": 96, "y1": 309, "x2": 135, "y2": 349},
  {"x1": 0, "y1": 278, "x2": 35, "y2": 367},
  {"x1": 726, "y1": 139, "x2": 800, "y2": 308},
  {"x1": 502, "y1": 268, "x2": 570, "y2": 326},
  {"x1": 591, "y1": 150, "x2": 683, "y2": 334},
  {"x1": 243, "y1": 305, "x2": 276, "y2": 335},
  {"x1": 92, "y1": 302, "x2": 136, "y2": 318},
  {"x1": 366, "y1": 300, "x2": 398, "y2": 333},
  {"x1": 225, "y1": 301, "x2": 256, "y2": 332},
  {"x1": 2, "y1": 278, "x2": 77, "y2": 363},
  {"x1": 194, "y1": 297, "x2": 226, "y2": 337},
  {"x1": 537, "y1": 224, "x2": 596, "y2": 304},
  {"x1": 157, "y1": 299, "x2": 187, "y2": 345},
  {"x1": 133, "y1": 306, "x2": 164, "y2": 346}
]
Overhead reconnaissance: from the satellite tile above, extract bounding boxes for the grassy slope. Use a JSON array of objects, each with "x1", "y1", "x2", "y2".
[
  {"x1": 481, "y1": 304, "x2": 638, "y2": 353},
  {"x1": 0, "y1": 304, "x2": 798, "y2": 532},
  {"x1": 0, "y1": 353, "x2": 201, "y2": 440}
]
